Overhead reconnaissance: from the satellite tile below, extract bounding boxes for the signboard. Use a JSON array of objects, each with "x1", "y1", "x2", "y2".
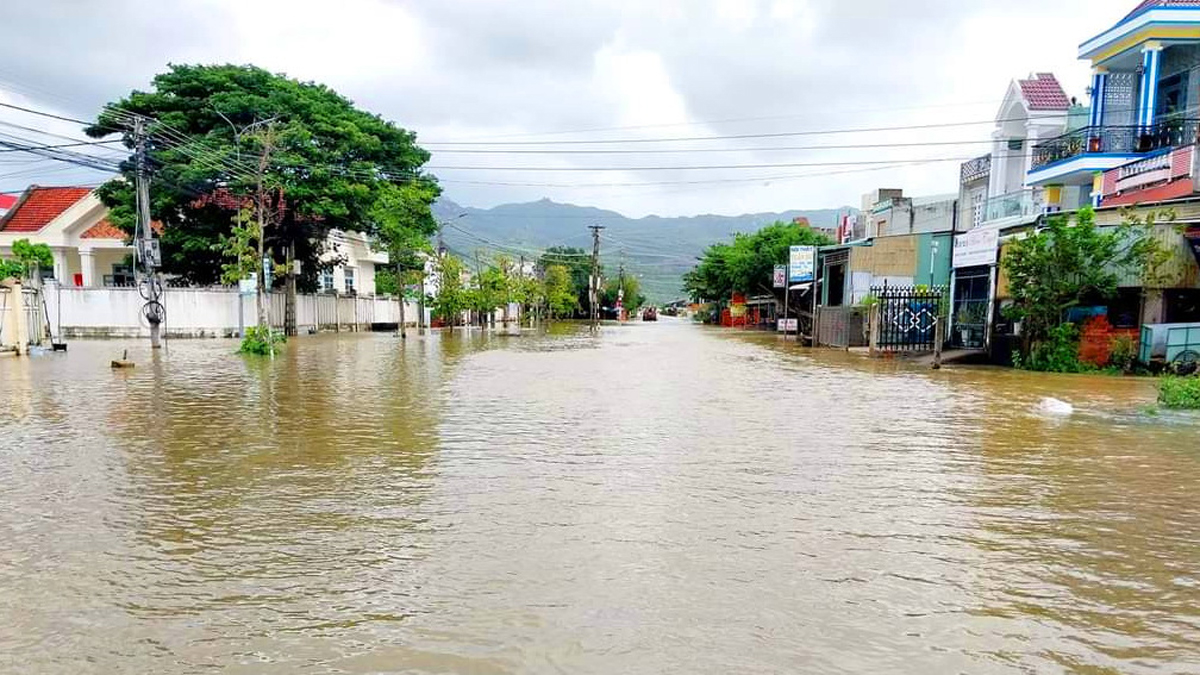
[
  {"x1": 953, "y1": 228, "x2": 1000, "y2": 268},
  {"x1": 773, "y1": 265, "x2": 787, "y2": 288},
  {"x1": 777, "y1": 318, "x2": 798, "y2": 332},
  {"x1": 730, "y1": 303, "x2": 747, "y2": 318},
  {"x1": 789, "y1": 245, "x2": 815, "y2": 283},
  {"x1": 238, "y1": 275, "x2": 257, "y2": 296}
]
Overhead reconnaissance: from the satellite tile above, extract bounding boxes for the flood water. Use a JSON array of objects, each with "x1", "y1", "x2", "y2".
[{"x1": 2, "y1": 320, "x2": 1199, "y2": 674}]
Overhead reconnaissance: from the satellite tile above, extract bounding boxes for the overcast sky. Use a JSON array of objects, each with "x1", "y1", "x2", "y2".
[{"x1": 0, "y1": 0, "x2": 1138, "y2": 217}]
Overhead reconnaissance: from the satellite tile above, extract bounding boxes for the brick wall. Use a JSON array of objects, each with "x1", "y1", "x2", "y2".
[{"x1": 1078, "y1": 315, "x2": 1138, "y2": 367}]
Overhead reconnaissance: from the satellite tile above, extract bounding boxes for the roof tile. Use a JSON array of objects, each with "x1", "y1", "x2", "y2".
[
  {"x1": 0, "y1": 186, "x2": 92, "y2": 233},
  {"x1": 1018, "y1": 73, "x2": 1071, "y2": 111}
]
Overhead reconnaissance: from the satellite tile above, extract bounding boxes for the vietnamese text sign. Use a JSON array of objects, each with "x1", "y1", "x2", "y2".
[
  {"x1": 789, "y1": 245, "x2": 815, "y2": 283},
  {"x1": 777, "y1": 318, "x2": 798, "y2": 332},
  {"x1": 953, "y1": 228, "x2": 999, "y2": 268},
  {"x1": 773, "y1": 265, "x2": 787, "y2": 288}
]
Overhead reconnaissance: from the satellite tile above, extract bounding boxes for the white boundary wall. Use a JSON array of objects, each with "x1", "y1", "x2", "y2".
[{"x1": 41, "y1": 284, "x2": 424, "y2": 338}]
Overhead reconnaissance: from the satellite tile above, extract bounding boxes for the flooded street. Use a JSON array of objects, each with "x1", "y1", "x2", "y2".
[{"x1": 2, "y1": 320, "x2": 1199, "y2": 674}]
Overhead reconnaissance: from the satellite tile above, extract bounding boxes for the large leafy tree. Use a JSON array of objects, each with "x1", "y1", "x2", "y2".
[
  {"x1": 543, "y1": 265, "x2": 577, "y2": 320},
  {"x1": 85, "y1": 64, "x2": 439, "y2": 289},
  {"x1": 684, "y1": 221, "x2": 832, "y2": 301},
  {"x1": 539, "y1": 246, "x2": 591, "y2": 318}
]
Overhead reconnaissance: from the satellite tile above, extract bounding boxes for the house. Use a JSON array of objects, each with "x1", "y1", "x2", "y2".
[
  {"x1": 979, "y1": 1, "x2": 1200, "y2": 357},
  {"x1": 0, "y1": 186, "x2": 133, "y2": 287},
  {"x1": 0, "y1": 185, "x2": 391, "y2": 295},
  {"x1": 319, "y1": 229, "x2": 389, "y2": 295},
  {"x1": 951, "y1": 73, "x2": 1088, "y2": 351},
  {"x1": 1028, "y1": 1, "x2": 1200, "y2": 207}
]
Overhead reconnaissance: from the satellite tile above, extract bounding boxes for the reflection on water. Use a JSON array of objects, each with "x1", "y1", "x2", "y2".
[{"x1": 1, "y1": 322, "x2": 1197, "y2": 673}]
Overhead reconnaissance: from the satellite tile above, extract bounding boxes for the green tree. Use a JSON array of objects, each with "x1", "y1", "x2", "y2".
[
  {"x1": 0, "y1": 238, "x2": 54, "y2": 282},
  {"x1": 85, "y1": 64, "x2": 439, "y2": 290},
  {"x1": 539, "y1": 246, "x2": 591, "y2": 318},
  {"x1": 684, "y1": 221, "x2": 832, "y2": 301},
  {"x1": 1004, "y1": 206, "x2": 1169, "y2": 368},
  {"x1": 371, "y1": 181, "x2": 439, "y2": 336},
  {"x1": 602, "y1": 274, "x2": 645, "y2": 312},
  {"x1": 430, "y1": 254, "x2": 469, "y2": 331},
  {"x1": 543, "y1": 264, "x2": 578, "y2": 320}
]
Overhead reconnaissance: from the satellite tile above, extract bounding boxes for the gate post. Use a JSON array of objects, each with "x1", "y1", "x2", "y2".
[
  {"x1": 869, "y1": 303, "x2": 880, "y2": 357},
  {"x1": 933, "y1": 316, "x2": 945, "y2": 370}
]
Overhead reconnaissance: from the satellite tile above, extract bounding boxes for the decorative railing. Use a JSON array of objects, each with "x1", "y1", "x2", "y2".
[
  {"x1": 1031, "y1": 119, "x2": 1200, "y2": 172},
  {"x1": 960, "y1": 154, "x2": 991, "y2": 185}
]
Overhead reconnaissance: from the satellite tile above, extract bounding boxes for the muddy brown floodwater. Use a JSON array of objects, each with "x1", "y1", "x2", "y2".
[{"x1": 1, "y1": 320, "x2": 1198, "y2": 674}]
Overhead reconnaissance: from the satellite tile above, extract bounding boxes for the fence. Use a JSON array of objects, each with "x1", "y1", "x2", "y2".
[
  {"x1": 0, "y1": 286, "x2": 44, "y2": 347},
  {"x1": 38, "y1": 284, "x2": 423, "y2": 339},
  {"x1": 873, "y1": 285, "x2": 946, "y2": 352}
]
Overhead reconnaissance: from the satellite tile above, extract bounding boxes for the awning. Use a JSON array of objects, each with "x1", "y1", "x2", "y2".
[{"x1": 789, "y1": 282, "x2": 812, "y2": 291}]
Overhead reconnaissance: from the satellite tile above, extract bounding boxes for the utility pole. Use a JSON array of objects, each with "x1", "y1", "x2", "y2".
[
  {"x1": 617, "y1": 252, "x2": 626, "y2": 322},
  {"x1": 588, "y1": 225, "x2": 605, "y2": 331},
  {"x1": 133, "y1": 117, "x2": 164, "y2": 349}
]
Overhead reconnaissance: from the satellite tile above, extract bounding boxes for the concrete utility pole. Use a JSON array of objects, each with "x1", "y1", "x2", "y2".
[
  {"x1": 617, "y1": 253, "x2": 626, "y2": 322},
  {"x1": 133, "y1": 117, "x2": 164, "y2": 349},
  {"x1": 588, "y1": 225, "x2": 605, "y2": 331}
]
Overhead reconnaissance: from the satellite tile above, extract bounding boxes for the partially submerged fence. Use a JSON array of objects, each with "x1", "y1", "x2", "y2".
[
  {"x1": 872, "y1": 285, "x2": 946, "y2": 352},
  {"x1": 39, "y1": 285, "x2": 422, "y2": 339}
]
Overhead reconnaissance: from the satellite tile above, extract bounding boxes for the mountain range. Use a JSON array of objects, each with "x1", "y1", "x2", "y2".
[{"x1": 433, "y1": 198, "x2": 849, "y2": 301}]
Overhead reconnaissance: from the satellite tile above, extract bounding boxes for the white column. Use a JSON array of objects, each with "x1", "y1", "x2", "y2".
[
  {"x1": 1139, "y1": 42, "x2": 1164, "y2": 130},
  {"x1": 79, "y1": 248, "x2": 97, "y2": 288},
  {"x1": 51, "y1": 248, "x2": 68, "y2": 284},
  {"x1": 1090, "y1": 67, "x2": 1108, "y2": 128},
  {"x1": 988, "y1": 136, "x2": 1008, "y2": 198},
  {"x1": 1023, "y1": 126, "x2": 1040, "y2": 182}
]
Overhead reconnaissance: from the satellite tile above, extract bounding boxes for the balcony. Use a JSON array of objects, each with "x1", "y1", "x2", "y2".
[
  {"x1": 960, "y1": 154, "x2": 991, "y2": 185},
  {"x1": 982, "y1": 189, "x2": 1043, "y2": 226},
  {"x1": 1028, "y1": 119, "x2": 1200, "y2": 186}
]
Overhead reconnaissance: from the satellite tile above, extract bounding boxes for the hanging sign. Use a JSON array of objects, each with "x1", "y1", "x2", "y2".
[
  {"x1": 953, "y1": 228, "x2": 1000, "y2": 268},
  {"x1": 773, "y1": 265, "x2": 787, "y2": 288},
  {"x1": 789, "y1": 246, "x2": 815, "y2": 283}
]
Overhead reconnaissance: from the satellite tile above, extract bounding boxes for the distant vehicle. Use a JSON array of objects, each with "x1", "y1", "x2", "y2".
[{"x1": 642, "y1": 307, "x2": 658, "y2": 322}]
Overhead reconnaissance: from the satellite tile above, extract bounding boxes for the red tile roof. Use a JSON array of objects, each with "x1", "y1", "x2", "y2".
[
  {"x1": 81, "y1": 219, "x2": 127, "y2": 240},
  {"x1": 1123, "y1": 0, "x2": 1200, "y2": 22},
  {"x1": 1018, "y1": 73, "x2": 1071, "y2": 111},
  {"x1": 0, "y1": 186, "x2": 92, "y2": 233}
]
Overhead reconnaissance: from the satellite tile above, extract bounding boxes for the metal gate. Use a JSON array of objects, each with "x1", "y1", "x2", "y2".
[{"x1": 873, "y1": 285, "x2": 945, "y2": 351}]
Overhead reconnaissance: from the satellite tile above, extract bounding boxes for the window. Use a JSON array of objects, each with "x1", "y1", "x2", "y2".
[
  {"x1": 344, "y1": 267, "x2": 356, "y2": 294},
  {"x1": 321, "y1": 268, "x2": 334, "y2": 292},
  {"x1": 1007, "y1": 139, "x2": 1024, "y2": 151},
  {"x1": 108, "y1": 264, "x2": 134, "y2": 287}
]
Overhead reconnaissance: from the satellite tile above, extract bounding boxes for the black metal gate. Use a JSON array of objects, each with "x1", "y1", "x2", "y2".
[{"x1": 873, "y1": 285, "x2": 945, "y2": 351}]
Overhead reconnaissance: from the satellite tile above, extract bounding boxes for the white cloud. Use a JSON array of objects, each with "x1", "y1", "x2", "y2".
[{"x1": 0, "y1": 0, "x2": 1157, "y2": 217}]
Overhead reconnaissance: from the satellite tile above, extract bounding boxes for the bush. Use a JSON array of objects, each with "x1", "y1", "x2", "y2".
[
  {"x1": 1109, "y1": 335, "x2": 1138, "y2": 373},
  {"x1": 239, "y1": 325, "x2": 285, "y2": 356},
  {"x1": 1016, "y1": 323, "x2": 1089, "y2": 373},
  {"x1": 1158, "y1": 376, "x2": 1200, "y2": 409}
]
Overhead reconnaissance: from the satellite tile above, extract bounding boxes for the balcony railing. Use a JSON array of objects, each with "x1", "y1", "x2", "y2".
[
  {"x1": 1031, "y1": 119, "x2": 1200, "y2": 172},
  {"x1": 960, "y1": 154, "x2": 991, "y2": 185},
  {"x1": 982, "y1": 189, "x2": 1043, "y2": 224}
]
